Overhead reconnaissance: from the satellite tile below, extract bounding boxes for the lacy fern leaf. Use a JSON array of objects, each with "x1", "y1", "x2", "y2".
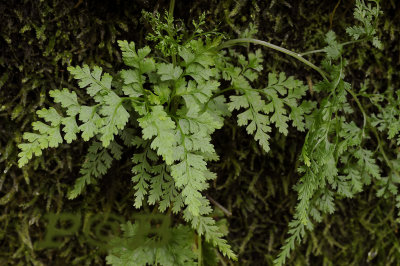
[{"x1": 17, "y1": 2, "x2": 388, "y2": 265}]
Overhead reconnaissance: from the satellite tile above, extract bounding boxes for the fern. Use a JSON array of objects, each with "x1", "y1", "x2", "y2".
[
  {"x1": 220, "y1": 50, "x2": 313, "y2": 153},
  {"x1": 274, "y1": 1, "x2": 386, "y2": 265},
  {"x1": 17, "y1": 1, "x2": 394, "y2": 265},
  {"x1": 346, "y1": 0, "x2": 383, "y2": 48},
  {"x1": 68, "y1": 141, "x2": 121, "y2": 199}
]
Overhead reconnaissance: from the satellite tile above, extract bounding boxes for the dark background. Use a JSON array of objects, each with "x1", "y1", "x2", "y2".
[{"x1": 1, "y1": 0, "x2": 400, "y2": 265}]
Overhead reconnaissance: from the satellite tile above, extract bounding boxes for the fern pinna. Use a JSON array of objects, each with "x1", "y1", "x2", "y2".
[{"x1": 17, "y1": 0, "x2": 396, "y2": 265}]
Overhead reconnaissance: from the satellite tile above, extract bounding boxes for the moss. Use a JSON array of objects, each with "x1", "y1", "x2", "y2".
[{"x1": 1, "y1": 0, "x2": 400, "y2": 265}]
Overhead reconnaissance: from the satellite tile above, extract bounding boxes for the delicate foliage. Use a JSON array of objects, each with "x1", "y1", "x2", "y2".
[
  {"x1": 221, "y1": 50, "x2": 314, "y2": 153},
  {"x1": 68, "y1": 141, "x2": 122, "y2": 199},
  {"x1": 275, "y1": 1, "x2": 386, "y2": 265},
  {"x1": 346, "y1": 0, "x2": 383, "y2": 48},
  {"x1": 17, "y1": 1, "x2": 392, "y2": 265}
]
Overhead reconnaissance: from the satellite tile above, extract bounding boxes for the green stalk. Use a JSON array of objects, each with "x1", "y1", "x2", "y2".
[
  {"x1": 168, "y1": 0, "x2": 176, "y2": 65},
  {"x1": 218, "y1": 38, "x2": 329, "y2": 81},
  {"x1": 346, "y1": 87, "x2": 400, "y2": 179},
  {"x1": 300, "y1": 49, "x2": 325, "y2": 56},
  {"x1": 169, "y1": 0, "x2": 175, "y2": 18},
  {"x1": 301, "y1": 38, "x2": 366, "y2": 56},
  {"x1": 198, "y1": 234, "x2": 202, "y2": 266},
  {"x1": 345, "y1": 87, "x2": 367, "y2": 138}
]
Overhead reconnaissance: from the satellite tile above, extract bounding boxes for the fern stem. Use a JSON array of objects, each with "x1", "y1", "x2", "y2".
[
  {"x1": 208, "y1": 87, "x2": 236, "y2": 100},
  {"x1": 300, "y1": 38, "x2": 366, "y2": 56},
  {"x1": 168, "y1": 0, "x2": 176, "y2": 66},
  {"x1": 341, "y1": 38, "x2": 368, "y2": 47},
  {"x1": 299, "y1": 49, "x2": 325, "y2": 56},
  {"x1": 345, "y1": 87, "x2": 367, "y2": 137},
  {"x1": 218, "y1": 38, "x2": 329, "y2": 81},
  {"x1": 198, "y1": 234, "x2": 202, "y2": 266},
  {"x1": 372, "y1": 127, "x2": 400, "y2": 178},
  {"x1": 346, "y1": 87, "x2": 400, "y2": 179},
  {"x1": 169, "y1": 0, "x2": 175, "y2": 18}
]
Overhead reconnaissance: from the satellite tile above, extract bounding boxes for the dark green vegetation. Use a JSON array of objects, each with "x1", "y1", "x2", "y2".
[{"x1": 1, "y1": 0, "x2": 400, "y2": 265}]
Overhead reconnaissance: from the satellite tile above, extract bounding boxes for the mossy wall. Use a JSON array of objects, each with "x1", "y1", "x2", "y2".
[{"x1": 1, "y1": 0, "x2": 399, "y2": 265}]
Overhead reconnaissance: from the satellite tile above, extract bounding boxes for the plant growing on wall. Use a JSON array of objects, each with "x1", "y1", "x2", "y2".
[{"x1": 18, "y1": 0, "x2": 393, "y2": 265}]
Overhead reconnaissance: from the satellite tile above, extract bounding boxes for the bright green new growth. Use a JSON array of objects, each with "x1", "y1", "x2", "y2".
[{"x1": 17, "y1": 1, "x2": 393, "y2": 265}]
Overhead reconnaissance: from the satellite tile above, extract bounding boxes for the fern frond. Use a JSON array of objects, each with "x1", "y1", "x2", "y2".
[{"x1": 68, "y1": 141, "x2": 119, "y2": 199}]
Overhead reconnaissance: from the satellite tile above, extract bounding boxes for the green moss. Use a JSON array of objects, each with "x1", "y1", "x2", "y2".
[{"x1": 1, "y1": 0, "x2": 400, "y2": 265}]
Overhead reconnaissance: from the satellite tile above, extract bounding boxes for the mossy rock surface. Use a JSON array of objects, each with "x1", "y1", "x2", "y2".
[{"x1": 1, "y1": 0, "x2": 400, "y2": 265}]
